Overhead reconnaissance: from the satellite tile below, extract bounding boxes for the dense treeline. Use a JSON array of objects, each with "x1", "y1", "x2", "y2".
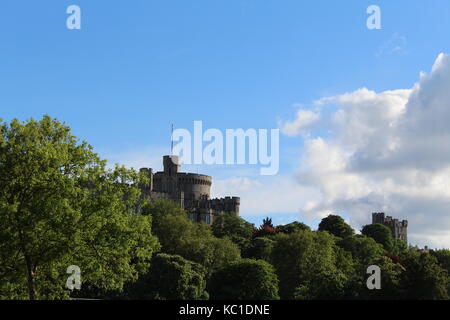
[{"x1": 0, "y1": 116, "x2": 449, "y2": 300}]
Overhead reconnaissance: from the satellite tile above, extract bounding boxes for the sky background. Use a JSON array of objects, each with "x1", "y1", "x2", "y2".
[{"x1": 1, "y1": 0, "x2": 450, "y2": 248}]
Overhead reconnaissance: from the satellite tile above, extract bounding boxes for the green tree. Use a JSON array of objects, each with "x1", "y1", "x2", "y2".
[
  {"x1": 271, "y1": 230, "x2": 349, "y2": 299},
  {"x1": 335, "y1": 235, "x2": 389, "y2": 299},
  {"x1": 131, "y1": 254, "x2": 208, "y2": 300},
  {"x1": 178, "y1": 225, "x2": 241, "y2": 275},
  {"x1": 277, "y1": 221, "x2": 311, "y2": 234},
  {"x1": 337, "y1": 235, "x2": 385, "y2": 266},
  {"x1": 208, "y1": 259, "x2": 279, "y2": 300},
  {"x1": 318, "y1": 215, "x2": 354, "y2": 239},
  {"x1": 144, "y1": 201, "x2": 241, "y2": 275},
  {"x1": 211, "y1": 214, "x2": 254, "y2": 251},
  {"x1": 144, "y1": 198, "x2": 187, "y2": 234},
  {"x1": 353, "y1": 255, "x2": 404, "y2": 300},
  {"x1": 0, "y1": 116, "x2": 160, "y2": 299},
  {"x1": 243, "y1": 237, "x2": 275, "y2": 261},
  {"x1": 361, "y1": 224, "x2": 394, "y2": 252},
  {"x1": 431, "y1": 249, "x2": 450, "y2": 273},
  {"x1": 400, "y1": 250, "x2": 449, "y2": 300},
  {"x1": 392, "y1": 239, "x2": 408, "y2": 255},
  {"x1": 432, "y1": 249, "x2": 450, "y2": 295}
]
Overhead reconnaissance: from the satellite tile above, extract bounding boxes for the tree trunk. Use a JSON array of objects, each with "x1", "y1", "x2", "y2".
[{"x1": 25, "y1": 255, "x2": 36, "y2": 300}]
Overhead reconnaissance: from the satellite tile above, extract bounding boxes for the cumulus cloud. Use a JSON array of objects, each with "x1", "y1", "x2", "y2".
[
  {"x1": 212, "y1": 175, "x2": 320, "y2": 218},
  {"x1": 280, "y1": 109, "x2": 320, "y2": 136},
  {"x1": 284, "y1": 53, "x2": 450, "y2": 248}
]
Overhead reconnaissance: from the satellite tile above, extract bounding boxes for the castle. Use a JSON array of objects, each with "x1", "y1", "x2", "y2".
[
  {"x1": 140, "y1": 155, "x2": 240, "y2": 225},
  {"x1": 372, "y1": 212, "x2": 408, "y2": 243}
]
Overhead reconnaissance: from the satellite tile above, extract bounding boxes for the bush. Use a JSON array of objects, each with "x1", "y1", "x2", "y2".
[{"x1": 208, "y1": 259, "x2": 280, "y2": 300}]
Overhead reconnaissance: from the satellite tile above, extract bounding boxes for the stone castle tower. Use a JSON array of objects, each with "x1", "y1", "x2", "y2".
[
  {"x1": 372, "y1": 212, "x2": 408, "y2": 243},
  {"x1": 140, "y1": 155, "x2": 240, "y2": 225}
]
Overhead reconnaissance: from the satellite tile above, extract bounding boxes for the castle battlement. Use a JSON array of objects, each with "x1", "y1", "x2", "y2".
[
  {"x1": 372, "y1": 212, "x2": 408, "y2": 243},
  {"x1": 140, "y1": 155, "x2": 240, "y2": 225}
]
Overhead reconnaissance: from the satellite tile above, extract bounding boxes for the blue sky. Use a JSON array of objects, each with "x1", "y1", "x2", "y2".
[{"x1": 1, "y1": 1, "x2": 450, "y2": 243}]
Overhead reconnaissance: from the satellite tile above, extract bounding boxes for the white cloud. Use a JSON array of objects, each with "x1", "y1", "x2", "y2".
[
  {"x1": 376, "y1": 33, "x2": 408, "y2": 57},
  {"x1": 280, "y1": 109, "x2": 320, "y2": 136},
  {"x1": 283, "y1": 53, "x2": 450, "y2": 248},
  {"x1": 212, "y1": 175, "x2": 321, "y2": 218}
]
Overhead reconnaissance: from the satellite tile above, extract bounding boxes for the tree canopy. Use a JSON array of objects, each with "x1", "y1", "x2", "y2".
[
  {"x1": 318, "y1": 215, "x2": 354, "y2": 239},
  {"x1": 131, "y1": 253, "x2": 208, "y2": 300},
  {"x1": 211, "y1": 214, "x2": 254, "y2": 250},
  {"x1": 361, "y1": 223, "x2": 395, "y2": 252},
  {"x1": 208, "y1": 259, "x2": 280, "y2": 300},
  {"x1": 0, "y1": 116, "x2": 160, "y2": 299}
]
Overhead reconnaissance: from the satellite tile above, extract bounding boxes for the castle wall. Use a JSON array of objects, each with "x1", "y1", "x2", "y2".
[
  {"x1": 372, "y1": 212, "x2": 408, "y2": 243},
  {"x1": 141, "y1": 155, "x2": 239, "y2": 225},
  {"x1": 177, "y1": 173, "x2": 212, "y2": 200}
]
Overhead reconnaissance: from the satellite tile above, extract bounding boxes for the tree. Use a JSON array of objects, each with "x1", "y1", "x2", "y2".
[
  {"x1": 141, "y1": 199, "x2": 191, "y2": 259},
  {"x1": 365, "y1": 256, "x2": 404, "y2": 300},
  {"x1": 400, "y1": 250, "x2": 449, "y2": 300},
  {"x1": 243, "y1": 237, "x2": 275, "y2": 261},
  {"x1": 270, "y1": 230, "x2": 349, "y2": 299},
  {"x1": 0, "y1": 116, "x2": 160, "y2": 299},
  {"x1": 431, "y1": 249, "x2": 450, "y2": 274},
  {"x1": 144, "y1": 202, "x2": 241, "y2": 275},
  {"x1": 337, "y1": 235, "x2": 385, "y2": 266},
  {"x1": 392, "y1": 239, "x2": 408, "y2": 255},
  {"x1": 318, "y1": 215, "x2": 354, "y2": 239},
  {"x1": 253, "y1": 217, "x2": 278, "y2": 238},
  {"x1": 432, "y1": 249, "x2": 450, "y2": 295},
  {"x1": 262, "y1": 217, "x2": 274, "y2": 228},
  {"x1": 361, "y1": 224, "x2": 394, "y2": 252},
  {"x1": 277, "y1": 221, "x2": 311, "y2": 234},
  {"x1": 178, "y1": 226, "x2": 241, "y2": 275},
  {"x1": 130, "y1": 254, "x2": 208, "y2": 300},
  {"x1": 211, "y1": 214, "x2": 254, "y2": 250},
  {"x1": 208, "y1": 259, "x2": 279, "y2": 300},
  {"x1": 143, "y1": 198, "x2": 188, "y2": 234}
]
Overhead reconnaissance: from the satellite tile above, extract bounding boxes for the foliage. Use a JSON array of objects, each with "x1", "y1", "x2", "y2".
[
  {"x1": 130, "y1": 254, "x2": 208, "y2": 300},
  {"x1": 143, "y1": 200, "x2": 241, "y2": 275},
  {"x1": 0, "y1": 116, "x2": 160, "y2": 300},
  {"x1": 337, "y1": 235, "x2": 385, "y2": 266},
  {"x1": 277, "y1": 221, "x2": 311, "y2": 234},
  {"x1": 400, "y1": 250, "x2": 449, "y2": 300},
  {"x1": 243, "y1": 237, "x2": 275, "y2": 262},
  {"x1": 361, "y1": 224, "x2": 395, "y2": 252},
  {"x1": 364, "y1": 256, "x2": 404, "y2": 300},
  {"x1": 208, "y1": 259, "x2": 279, "y2": 300},
  {"x1": 253, "y1": 217, "x2": 279, "y2": 238},
  {"x1": 270, "y1": 230, "x2": 349, "y2": 299},
  {"x1": 318, "y1": 215, "x2": 354, "y2": 239},
  {"x1": 211, "y1": 214, "x2": 254, "y2": 251}
]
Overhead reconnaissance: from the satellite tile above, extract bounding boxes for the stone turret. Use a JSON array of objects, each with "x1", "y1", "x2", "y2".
[
  {"x1": 372, "y1": 212, "x2": 408, "y2": 243},
  {"x1": 163, "y1": 155, "x2": 180, "y2": 176},
  {"x1": 141, "y1": 155, "x2": 240, "y2": 225}
]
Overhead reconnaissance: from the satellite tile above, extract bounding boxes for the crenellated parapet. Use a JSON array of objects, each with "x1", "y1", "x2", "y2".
[
  {"x1": 140, "y1": 155, "x2": 239, "y2": 225},
  {"x1": 372, "y1": 212, "x2": 408, "y2": 243}
]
